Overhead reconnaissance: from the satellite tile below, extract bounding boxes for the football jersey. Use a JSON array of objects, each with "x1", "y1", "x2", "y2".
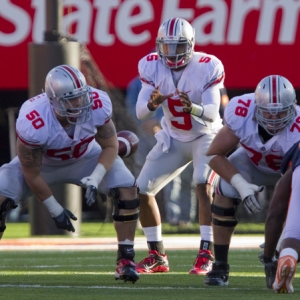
[
  {"x1": 225, "y1": 93, "x2": 300, "y2": 174},
  {"x1": 137, "y1": 52, "x2": 225, "y2": 142},
  {"x1": 16, "y1": 87, "x2": 112, "y2": 165}
]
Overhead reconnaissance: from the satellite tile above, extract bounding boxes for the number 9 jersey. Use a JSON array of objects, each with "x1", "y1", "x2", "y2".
[{"x1": 137, "y1": 51, "x2": 225, "y2": 142}]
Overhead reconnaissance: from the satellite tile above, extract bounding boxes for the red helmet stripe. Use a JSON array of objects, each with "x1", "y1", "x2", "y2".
[
  {"x1": 271, "y1": 75, "x2": 278, "y2": 103},
  {"x1": 168, "y1": 18, "x2": 177, "y2": 36},
  {"x1": 61, "y1": 65, "x2": 81, "y2": 88}
]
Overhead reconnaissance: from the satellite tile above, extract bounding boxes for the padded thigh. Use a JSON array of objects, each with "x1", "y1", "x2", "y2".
[
  {"x1": 217, "y1": 147, "x2": 281, "y2": 198},
  {"x1": 0, "y1": 157, "x2": 29, "y2": 202}
]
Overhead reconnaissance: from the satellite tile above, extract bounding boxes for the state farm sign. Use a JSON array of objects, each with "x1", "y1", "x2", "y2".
[{"x1": 0, "y1": 0, "x2": 300, "y2": 90}]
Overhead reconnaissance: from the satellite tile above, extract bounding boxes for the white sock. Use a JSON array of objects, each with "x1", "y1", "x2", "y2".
[
  {"x1": 200, "y1": 225, "x2": 213, "y2": 242},
  {"x1": 118, "y1": 239, "x2": 134, "y2": 245},
  {"x1": 280, "y1": 248, "x2": 298, "y2": 261},
  {"x1": 143, "y1": 225, "x2": 162, "y2": 241}
]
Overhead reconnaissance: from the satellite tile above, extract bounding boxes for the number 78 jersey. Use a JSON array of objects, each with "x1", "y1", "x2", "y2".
[{"x1": 225, "y1": 93, "x2": 300, "y2": 173}]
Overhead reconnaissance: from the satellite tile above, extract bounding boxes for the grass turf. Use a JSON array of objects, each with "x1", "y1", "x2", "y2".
[
  {"x1": 3, "y1": 221, "x2": 266, "y2": 239},
  {"x1": 0, "y1": 249, "x2": 299, "y2": 299}
]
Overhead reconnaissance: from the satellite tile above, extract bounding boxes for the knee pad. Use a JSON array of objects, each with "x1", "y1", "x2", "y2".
[
  {"x1": 211, "y1": 198, "x2": 239, "y2": 227},
  {"x1": 109, "y1": 188, "x2": 140, "y2": 222},
  {"x1": 0, "y1": 198, "x2": 18, "y2": 232}
]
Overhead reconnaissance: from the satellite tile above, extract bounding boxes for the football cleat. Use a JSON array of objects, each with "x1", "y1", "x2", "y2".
[
  {"x1": 273, "y1": 255, "x2": 297, "y2": 293},
  {"x1": 135, "y1": 250, "x2": 170, "y2": 273},
  {"x1": 114, "y1": 259, "x2": 139, "y2": 283},
  {"x1": 189, "y1": 249, "x2": 214, "y2": 275},
  {"x1": 204, "y1": 262, "x2": 229, "y2": 286}
]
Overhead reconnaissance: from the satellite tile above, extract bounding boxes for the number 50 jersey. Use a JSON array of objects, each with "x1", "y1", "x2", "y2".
[
  {"x1": 16, "y1": 88, "x2": 112, "y2": 166},
  {"x1": 225, "y1": 93, "x2": 300, "y2": 174}
]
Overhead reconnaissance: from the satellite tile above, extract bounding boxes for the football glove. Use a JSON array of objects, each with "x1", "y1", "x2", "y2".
[
  {"x1": 79, "y1": 163, "x2": 106, "y2": 206},
  {"x1": 53, "y1": 209, "x2": 77, "y2": 232},
  {"x1": 230, "y1": 173, "x2": 264, "y2": 214}
]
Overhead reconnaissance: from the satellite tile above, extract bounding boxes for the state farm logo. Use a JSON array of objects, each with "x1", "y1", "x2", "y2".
[{"x1": 0, "y1": 0, "x2": 299, "y2": 46}]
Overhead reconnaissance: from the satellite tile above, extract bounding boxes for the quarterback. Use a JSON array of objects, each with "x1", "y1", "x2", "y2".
[{"x1": 135, "y1": 17, "x2": 225, "y2": 275}]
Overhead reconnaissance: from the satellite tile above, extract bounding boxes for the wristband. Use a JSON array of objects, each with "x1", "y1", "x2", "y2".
[
  {"x1": 190, "y1": 103, "x2": 204, "y2": 117},
  {"x1": 43, "y1": 195, "x2": 64, "y2": 217},
  {"x1": 230, "y1": 173, "x2": 250, "y2": 200},
  {"x1": 90, "y1": 163, "x2": 107, "y2": 186}
]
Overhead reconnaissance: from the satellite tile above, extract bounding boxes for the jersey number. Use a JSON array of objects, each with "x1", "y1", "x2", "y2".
[
  {"x1": 46, "y1": 136, "x2": 94, "y2": 160},
  {"x1": 242, "y1": 143, "x2": 282, "y2": 171},
  {"x1": 168, "y1": 98, "x2": 192, "y2": 130},
  {"x1": 235, "y1": 99, "x2": 251, "y2": 117},
  {"x1": 26, "y1": 110, "x2": 45, "y2": 129}
]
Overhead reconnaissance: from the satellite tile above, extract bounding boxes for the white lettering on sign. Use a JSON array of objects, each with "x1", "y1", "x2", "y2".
[
  {"x1": 0, "y1": 0, "x2": 31, "y2": 46},
  {"x1": 228, "y1": 0, "x2": 260, "y2": 44},
  {"x1": 257, "y1": 0, "x2": 300, "y2": 44},
  {"x1": 63, "y1": 0, "x2": 93, "y2": 44},
  {"x1": 94, "y1": 0, "x2": 119, "y2": 46},
  {"x1": 0, "y1": 0, "x2": 300, "y2": 47},
  {"x1": 32, "y1": 0, "x2": 45, "y2": 42},
  {"x1": 116, "y1": 0, "x2": 154, "y2": 45},
  {"x1": 193, "y1": 0, "x2": 228, "y2": 45}
]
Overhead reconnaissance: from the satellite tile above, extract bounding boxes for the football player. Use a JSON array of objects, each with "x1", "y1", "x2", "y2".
[
  {"x1": 0, "y1": 65, "x2": 139, "y2": 283},
  {"x1": 204, "y1": 75, "x2": 300, "y2": 286},
  {"x1": 135, "y1": 17, "x2": 225, "y2": 275},
  {"x1": 264, "y1": 141, "x2": 300, "y2": 293}
]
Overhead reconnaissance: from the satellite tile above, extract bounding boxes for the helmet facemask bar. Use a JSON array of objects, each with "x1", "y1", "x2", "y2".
[
  {"x1": 254, "y1": 75, "x2": 297, "y2": 136},
  {"x1": 54, "y1": 85, "x2": 93, "y2": 125},
  {"x1": 156, "y1": 38, "x2": 193, "y2": 69},
  {"x1": 256, "y1": 104, "x2": 296, "y2": 135}
]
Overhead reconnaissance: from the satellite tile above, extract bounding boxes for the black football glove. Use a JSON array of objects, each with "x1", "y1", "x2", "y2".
[{"x1": 53, "y1": 209, "x2": 77, "y2": 232}]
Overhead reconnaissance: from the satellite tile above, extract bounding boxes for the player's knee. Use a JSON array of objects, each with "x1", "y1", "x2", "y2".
[
  {"x1": 211, "y1": 200, "x2": 239, "y2": 227},
  {"x1": 109, "y1": 188, "x2": 140, "y2": 222}
]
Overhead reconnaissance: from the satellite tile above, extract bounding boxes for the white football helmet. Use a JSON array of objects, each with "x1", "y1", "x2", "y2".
[
  {"x1": 45, "y1": 65, "x2": 93, "y2": 124},
  {"x1": 255, "y1": 75, "x2": 296, "y2": 135},
  {"x1": 156, "y1": 18, "x2": 195, "y2": 69}
]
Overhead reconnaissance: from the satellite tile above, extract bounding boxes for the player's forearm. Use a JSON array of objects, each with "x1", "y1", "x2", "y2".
[
  {"x1": 97, "y1": 145, "x2": 118, "y2": 171},
  {"x1": 24, "y1": 175, "x2": 52, "y2": 202},
  {"x1": 209, "y1": 155, "x2": 240, "y2": 183},
  {"x1": 136, "y1": 87, "x2": 156, "y2": 120},
  {"x1": 202, "y1": 103, "x2": 219, "y2": 122}
]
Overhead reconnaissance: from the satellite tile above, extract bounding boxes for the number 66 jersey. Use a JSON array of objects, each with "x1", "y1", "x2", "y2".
[{"x1": 225, "y1": 93, "x2": 300, "y2": 174}]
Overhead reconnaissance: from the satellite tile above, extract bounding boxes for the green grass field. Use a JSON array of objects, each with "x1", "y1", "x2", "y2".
[
  {"x1": 0, "y1": 249, "x2": 299, "y2": 299},
  {"x1": 0, "y1": 222, "x2": 299, "y2": 299}
]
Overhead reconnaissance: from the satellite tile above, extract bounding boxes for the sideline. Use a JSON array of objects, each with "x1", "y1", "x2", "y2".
[{"x1": 0, "y1": 235, "x2": 263, "y2": 251}]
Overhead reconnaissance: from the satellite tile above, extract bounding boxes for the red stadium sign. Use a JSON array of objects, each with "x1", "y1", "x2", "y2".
[{"x1": 0, "y1": 0, "x2": 300, "y2": 90}]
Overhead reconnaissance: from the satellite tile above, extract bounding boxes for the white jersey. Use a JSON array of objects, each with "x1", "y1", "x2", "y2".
[
  {"x1": 225, "y1": 93, "x2": 300, "y2": 174},
  {"x1": 16, "y1": 87, "x2": 112, "y2": 166},
  {"x1": 137, "y1": 52, "x2": 225, "y2": 142}
]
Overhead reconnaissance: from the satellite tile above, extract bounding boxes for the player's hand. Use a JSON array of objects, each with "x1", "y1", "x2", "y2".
[
  {"x1": 79, "y1": 176, "x2": 98, "y2": 206},
  {"x1": 149, "y1": 86, "x2": 173, "y2": 108},
  {"x1": 230, "y1": 174, "x2": 264, "y2": 214},
  {"x1": 52, "y1": 209, "x2": 77, "y2": 232},
  {"x1": 79, "y1": 164, "x2": 106, "y2": 207},
  {"x1": 243, "y1": 194, "x2": 261, "y2": 214},
  {"x1": 177, "y1": 89, "x2": 192, "y2": 113},
  {"x1": 264, "y1": 260, "x2": 278, "y2": 289},
  {"x1": 85, "y1": 185, "x2": 98, "y2": 206}
]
